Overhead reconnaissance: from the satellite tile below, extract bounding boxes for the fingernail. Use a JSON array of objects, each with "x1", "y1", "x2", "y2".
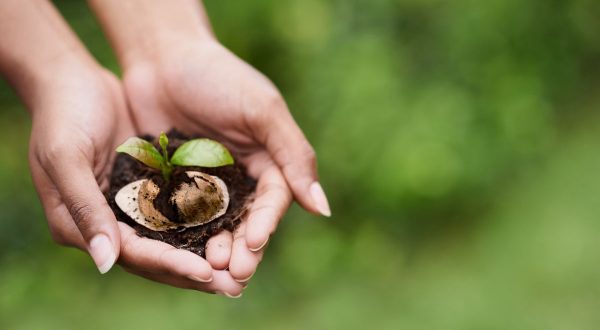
[
  {"x1": 216, "y1": 291, "x2": 243, "y2": 299},
  {"x1": 310, "y1": 182, "x2": 331, "y2": 217},
  {"x1": 234, "y1": 272, "x2": 255, "y2": 283},
  {"x1": 89, "y1": 234, "x2": 117, "y2": 274},
  {"x1": 226, "y1": 292, "x2": 242, "y2": 298},
  {"x1": 249, "y1": 238, "x2": 269, "y2": 252},
  {"x1": 188, "y1": 274, "x2": 213, "y2": 283}
]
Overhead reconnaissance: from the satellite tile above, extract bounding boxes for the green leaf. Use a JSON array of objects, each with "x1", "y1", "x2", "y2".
[
  {"x1": 116, "y1": 137, "x2": 164, "y2": 170},
  {"x1": 170, "y1": 138, "x2": 234, "y2": 167}
]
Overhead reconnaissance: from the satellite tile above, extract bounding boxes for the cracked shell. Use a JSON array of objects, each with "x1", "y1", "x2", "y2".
[{"x1": 115, "y1": 171, "x2": 229, "y2": 231}]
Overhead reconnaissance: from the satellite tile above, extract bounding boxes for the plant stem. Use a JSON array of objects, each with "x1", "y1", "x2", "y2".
[
  {"x1": 161, "y1": 163, "x2": 173, "y2": 182},
  {"x1": 158, "y1": 132, "x2": 173, "y2": 182}
]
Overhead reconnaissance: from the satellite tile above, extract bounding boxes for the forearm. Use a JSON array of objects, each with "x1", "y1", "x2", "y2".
[
  {"x1": 0, "y1": 0, "x2": 97, "y2": 104},
  {"x1": 88, "y1": 0, "x2": 215, "y2": 69}
]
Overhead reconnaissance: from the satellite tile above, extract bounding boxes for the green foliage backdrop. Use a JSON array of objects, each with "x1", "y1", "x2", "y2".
[{"x1": 2, "y1": 0, "x2": 600, "y2": 329}]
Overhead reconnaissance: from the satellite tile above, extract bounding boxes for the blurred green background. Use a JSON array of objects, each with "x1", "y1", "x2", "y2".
[{"x1": 2, "y1": 0, "x2": 600, "y2": 329}]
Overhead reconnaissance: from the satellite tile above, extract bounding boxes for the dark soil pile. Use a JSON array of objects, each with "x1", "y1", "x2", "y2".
[{"x1": 106, "y1": 130, "x2": 256, "y2": 257}]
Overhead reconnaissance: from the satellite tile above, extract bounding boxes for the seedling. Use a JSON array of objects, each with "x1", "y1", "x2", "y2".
[
  {"x1": 116, "y1": 132, "x2": 234, "y2": 181},
  {"x1": 109, "y1": 130, "x2": 255, "y2": 253}
]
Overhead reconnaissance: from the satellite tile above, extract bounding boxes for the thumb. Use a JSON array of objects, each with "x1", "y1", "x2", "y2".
[
  {"x1": 256, "y1": 105, "x2": 331, "y2": 217},
  {"x1": 44, "y1": 151, "x2": 120, "y2": 274}
]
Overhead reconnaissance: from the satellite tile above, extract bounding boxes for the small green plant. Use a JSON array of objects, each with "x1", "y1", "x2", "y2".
[{"x1": 116, "y1": 132, "x2": 234, "y2": 181}]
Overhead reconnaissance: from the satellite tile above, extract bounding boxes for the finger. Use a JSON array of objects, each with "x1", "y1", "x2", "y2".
[
  {"x1": 29, "y1": 158, "x2": 86, "y2": 249},
  {"x1": 42, "y1": 150, "x2": 120, "y2": 274},
  {"x1": 255, "y1": 103, "x2": 331, "y2": 217},
  {"x1": 42, "y1": 203, "x2": 86, "y2": 249},
  {"x1": 124, "y1": 268, "x2": 244, "y2": 298},
  {"x1": 229, "y1": 222, "x2": 264, "y2": 282},
  {"x1": 117, "y1": 222, "x2": 213, "y2": 282},
  {"x1": 205, "y1": 230, "x2": 233, "y2": 270},
  {"x1": 245, "y1": 166, "x2": 292, "y2": 251}
]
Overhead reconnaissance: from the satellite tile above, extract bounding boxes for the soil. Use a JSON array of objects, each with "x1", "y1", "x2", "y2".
[{"x1": 106, "y1": 130, "x2": 256, "y2": 257}]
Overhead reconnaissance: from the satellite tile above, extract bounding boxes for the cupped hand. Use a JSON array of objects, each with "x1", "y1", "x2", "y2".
[
  {"x1": 123, "y1": 40, "x2": 331, "y2": 283},
  {"x1": 28, "y1": 63, "x2": 243, "y2": 296}
]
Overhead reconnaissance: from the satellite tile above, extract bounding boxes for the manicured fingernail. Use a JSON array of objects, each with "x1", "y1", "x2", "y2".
[
  {"x1": 234, "y1": 272, "x2": 255, "y2": 283},
  {"x1": 249, "y1": 237, "x2": 269, "y2": 252},
  {"x1": 225, "y1": 292, "x2": 243, "y2": 299},
  {"x1": 188, "y1": 274, "x2": 213, "y2": 283},
  {"x1": 89, "y1": 234, "x2": 117, "y2": 274},
  {"x1": 216, "y1": 291, "x2": 243, "y2": 299},
  {"x1": 310, "y1": 182, "x2": 331, "y2": 217}
]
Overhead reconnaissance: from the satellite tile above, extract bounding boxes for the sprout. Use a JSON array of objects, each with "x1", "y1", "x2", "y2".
[{"x1": 116, "y1": 132, "x2": 234, "y2": 181}]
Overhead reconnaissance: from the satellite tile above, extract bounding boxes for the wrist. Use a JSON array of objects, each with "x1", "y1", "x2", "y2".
[
  {"x1": 89, "y1": 0, "x2": 217, "y2": 70},
  {"x1": 21, "y1": 57, "x2": 103, "y2": 110},
  {"x1": 0, "y1": 0, "x2": 99, "y2": 102},
  {"x1": 120, "y1": 32, "x2": 217, "y2": 72},
  {"x1": 2, "y1": 42, "x2": 100, "y2": 104},
  {"x1": 120, "y1": 36, "x2": 221, "y2": 84}
]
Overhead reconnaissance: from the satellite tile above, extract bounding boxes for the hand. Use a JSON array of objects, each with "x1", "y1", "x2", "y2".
[
  {"x1": 122, "y1": 40, "x2": 331, "y2": 283},
  {"x1": 0, "y1": 0, "x2": 247, "y2": 296},
  {"x1": 27, "y1": 63, "x2": 245, "y2": 296}
]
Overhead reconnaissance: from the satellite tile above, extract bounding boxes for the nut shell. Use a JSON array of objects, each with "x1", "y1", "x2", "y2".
[
  {"x1": 170, "y1": 171, "x2": 229, "y2": 225},
  {"x1": 114, "y1": 171, "x2": 230, "y2": 231}
]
